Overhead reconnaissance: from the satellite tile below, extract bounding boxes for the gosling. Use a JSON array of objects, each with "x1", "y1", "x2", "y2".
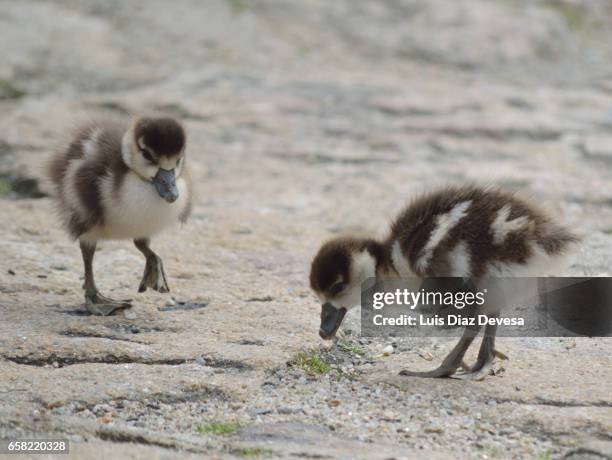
[
  {"x1": 49, "y1": 117, "x2": 192, "y2": 315},
  {"x1": 309, "y1": 185, "x2": 579, "y2": 380}
]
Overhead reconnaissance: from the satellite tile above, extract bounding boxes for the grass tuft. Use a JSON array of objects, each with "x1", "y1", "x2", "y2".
[
  {"x1": 542, "y1": 0, "x2": 593, "y2": 32},
  {"x1": 534, "y1": 450, "x2": 552, "y2": 460},
  {"x1": 336, "y1": 340, "x2": 365, "y2": 357},
  {"x1": 289, "y1": 350, "x2": 330, "y2": 375},
  {"x1": 0, "y1": 178, "x2": 11, "y2": 197},
  {"x1": 0, "y1": 79, "x2": 27, "y2": 100},
  {"x1": 0, "y1": 175, "x2": 47, "y2": 199},
  {"x1": 230, "y1": 447, "x2": 274, "y2": 457},
  {"x1": 225, "y1": 0, "x2": 249, "y2": 14},
  {"x1": 197, "y1": 421, "x2": 241, "y2": 436}
]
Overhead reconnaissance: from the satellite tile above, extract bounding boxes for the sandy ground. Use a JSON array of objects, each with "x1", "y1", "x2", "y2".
[{"x1": 0, "y1": 1, "x2": 611, "y2": 459}]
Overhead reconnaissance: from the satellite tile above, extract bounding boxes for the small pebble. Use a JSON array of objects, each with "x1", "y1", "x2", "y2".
[
  {"x1": 277, "y1": 407, "x2": 301, "y2": 415},
  {"x1": 424, "y1": 424, "x2": 443, "y2": 434},
  {"x1": 253, "y1": 407, "x2": 272, "y2": 415},
  {"x1": 122, "y1": 309, "x2": 137, "y2": 320}
]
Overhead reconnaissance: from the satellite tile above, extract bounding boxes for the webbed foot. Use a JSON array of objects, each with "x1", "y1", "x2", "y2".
[
  {"x1": 139, "y1": 255, "x2": 170, "y2": 293},
  {"x1": 399, "y1": 330, "x2": 480, "y2": 379},
  {"x1": 451, "y1": 343, "x2": 506, "y2": 381},
  {"x1": 85, "y1": 292, "x2": 132, "y2": 316},
  {"x1": 451, "y1": 364, "x2": 494, "y2": 381}
]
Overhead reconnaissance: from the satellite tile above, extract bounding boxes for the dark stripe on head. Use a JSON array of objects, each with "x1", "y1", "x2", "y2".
[
  {"x1": 134, "y1": 117, "x2": 185, "y2": 157},
  {"x1": 310, "y1": 237, "x2": 385, "y2": 294}
]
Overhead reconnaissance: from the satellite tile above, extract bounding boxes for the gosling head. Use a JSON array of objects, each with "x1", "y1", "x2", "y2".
[
  {"x1": 122, "y1": 117, "x2": 186, "y2": 203},
  {"x1": 309, "y1": 237, "x2": 382, "y2": 340}
]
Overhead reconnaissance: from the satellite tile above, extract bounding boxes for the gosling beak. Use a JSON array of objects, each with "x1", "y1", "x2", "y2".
[
  {"x1": 152, "y1": 168, "x2": 179, "y2": 203},
  {"x1": 319, "y1": 302, "x2": 347, "y2": 340}
]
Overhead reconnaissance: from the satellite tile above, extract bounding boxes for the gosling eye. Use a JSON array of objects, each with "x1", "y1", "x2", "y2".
[
  {"x1": 140, "y1": 149, "x2": 156, "y2": 164},
  {"x1": 329, "y1": 282, "x2": 346, "y2": 297}
]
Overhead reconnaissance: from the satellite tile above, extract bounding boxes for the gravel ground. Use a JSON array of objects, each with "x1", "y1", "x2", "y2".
[{"x1": 0, "y1": 1, "x2": 611, "y2": 459}]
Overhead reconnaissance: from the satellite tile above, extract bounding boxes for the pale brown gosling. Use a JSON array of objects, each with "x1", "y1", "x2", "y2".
[
  {"x1": 49, "y1": 117, "x2": 192, "y2": 315},
  {"x1": 309, "y1": 185, "x2": 579, "y2": 380}
]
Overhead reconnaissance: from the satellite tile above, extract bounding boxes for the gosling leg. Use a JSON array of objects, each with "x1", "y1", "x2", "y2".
[
  {"x1": 399, "y1": 324, "x2": 481, "y2": 378},
  {"x1": 452, "y1": 321, "x2": 506, "y2": 381},
  {"x1": 80, "y1": 240, "x2": 132, "y2": 316},
  {"x1": 134, "y1": 238, "x2": 169, "y2": 293}
]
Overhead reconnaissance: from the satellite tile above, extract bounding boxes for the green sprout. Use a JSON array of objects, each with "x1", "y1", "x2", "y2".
[
  {"x1": 336, "y1": 340, "x2": 366, "y2": 357},
  {"x1": 289, "y1": 350, "x2": 330, "y2": 375},
  {"x1": 230, "y1": 447, "x2": 274, "y2": 457},
  {"x1": 197, "y1": 421, "x2": 241, "y2": 436}
]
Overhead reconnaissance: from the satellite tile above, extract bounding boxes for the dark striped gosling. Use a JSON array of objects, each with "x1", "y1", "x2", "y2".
[{"x1": 310, "y1": 185, "x2": 579, "y2": 380}]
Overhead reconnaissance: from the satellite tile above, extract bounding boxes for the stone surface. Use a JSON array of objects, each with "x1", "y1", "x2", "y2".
[{"x1": 0, "y1": 1, "x2": 611, "y2": 459}]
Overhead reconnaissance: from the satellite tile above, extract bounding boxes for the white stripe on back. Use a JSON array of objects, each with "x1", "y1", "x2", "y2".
[
  {"x1": 491, "y1": 204, "x2": 529, "y2": 245},
  {"x1": 415, "y1": 200, "x2": 472, "y2": 271}
]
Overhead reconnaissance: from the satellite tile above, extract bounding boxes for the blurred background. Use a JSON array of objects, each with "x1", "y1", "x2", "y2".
[
  {"x1": 3, "y1": 0, "x2": 612, "y2": 91},
  {"x1": 1, "y1": 2, "x2": 612, "y2": 458},
  {"x1": 1, "y1": 0, "x2": 612, "y2": 241}
]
